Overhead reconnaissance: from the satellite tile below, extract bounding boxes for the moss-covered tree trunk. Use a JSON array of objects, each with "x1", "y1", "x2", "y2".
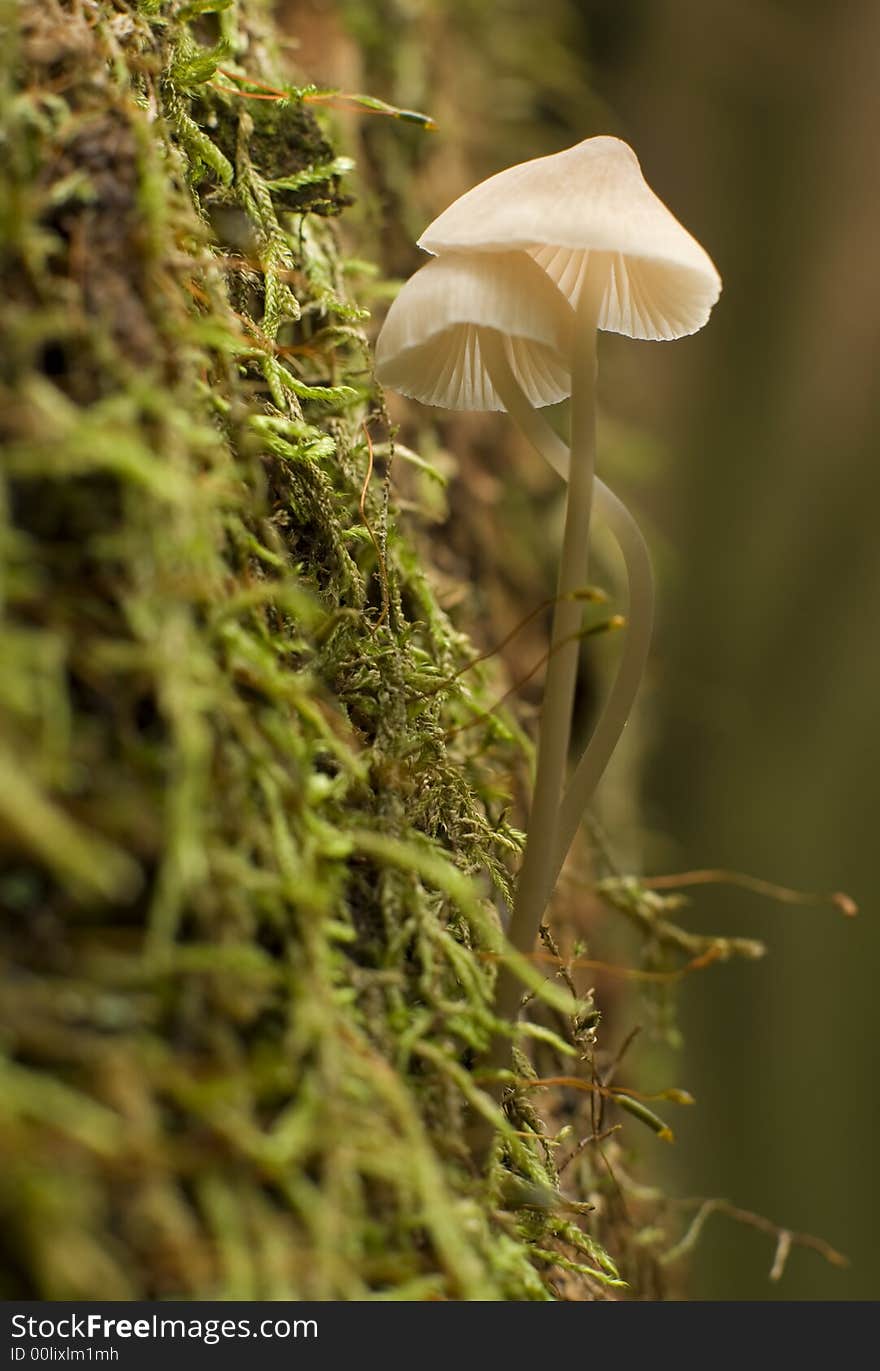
[{"x1": 1, "y1": 0, "x2": 647, "y2": 1300}]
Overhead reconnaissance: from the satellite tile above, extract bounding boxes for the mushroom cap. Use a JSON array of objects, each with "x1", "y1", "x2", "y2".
[
  {"x1": 418, "y1": 136, "x2": 721, "y2": 342},
  {"x1": 375, "y1": 250, "x2": 574, "y2": 411}
]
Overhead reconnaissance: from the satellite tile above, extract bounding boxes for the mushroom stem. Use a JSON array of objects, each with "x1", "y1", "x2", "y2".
[
  {"x1": 483, "y1": 346, "x2": 654, "y2": 873},
  {"x1": 479, "y1": 287, "x2": 600, "y2": 1023},
  {"x1": 480, "y1": 324, "x2": 653, "y2": 1001},
  {"x1": 552, "y1": 476, "x2": 653, "y2": 879},
  {"x1": 484, "y1": 376, "x2": 654, "y2": 897}
]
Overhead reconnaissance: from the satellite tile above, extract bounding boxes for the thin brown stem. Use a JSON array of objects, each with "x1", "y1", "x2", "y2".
[
  {"x1": 643, "y1": 867, "x2": 857, "y2": 917},
  {"x1": 662, "y1": 1198, "x2": 849, "y2": 1278},
  {"x1": 443, "y1": 617, "x2": 623, "y2": 742}
]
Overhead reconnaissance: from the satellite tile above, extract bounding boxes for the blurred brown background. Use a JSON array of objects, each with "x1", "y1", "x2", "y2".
[{"x1": 279, "y1": 0, "x2": 879, "y2": 1299}]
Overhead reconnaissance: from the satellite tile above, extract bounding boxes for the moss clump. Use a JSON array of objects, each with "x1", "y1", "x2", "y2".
[{"x1": 0, "y1": 0, "x2": 629, "y2": 1300}]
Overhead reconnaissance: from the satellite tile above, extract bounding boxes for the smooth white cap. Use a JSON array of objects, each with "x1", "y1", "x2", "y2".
[
  {"x1": 375, "y1": 251, "x2": 573, "y2": 411},
  {"x1": 418, "y1": 136, "x2": 721, "y2": 342}
]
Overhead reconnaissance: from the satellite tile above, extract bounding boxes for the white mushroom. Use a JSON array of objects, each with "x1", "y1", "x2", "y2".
[
  {"x1": 416, "y1": 137, "x2": 720, "y2": 1012},
  {"x1": 418, "y1": 135, "x2": 721, "y2": 342},
  {"x1": 375, "y1": 248, "x2": 655, "y2": 1004},
  {"x1": 375, "y1": 249, "x2": 574, "y2": 411}
]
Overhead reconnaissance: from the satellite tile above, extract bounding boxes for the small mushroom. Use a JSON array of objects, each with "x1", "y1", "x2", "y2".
[
  {"x1": 416, "y1": 137, "x2": 721, "y2": 1006},
  {"x1": 375, "y1": 249, "x2": 654, "y2": 979},
  {"x1": 375, "y1": 249, "x2": 574, "y2": 410},
  {"x1": 418, "y1": 136, "x2": 721, "y2": 342}
]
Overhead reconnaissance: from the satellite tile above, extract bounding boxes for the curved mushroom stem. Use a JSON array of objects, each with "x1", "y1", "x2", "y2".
[
  {"x1": 484, "y1": 377, "x2": 654, "y2": 900},
  {"x1": 478, "y1": 284, "x2": 600, "y2": 1026},
  {"x1": 480, "y1": 322, "x2": 653, "y2": 1002},
  {"x1": 553, "y1": 478, "x2": 653, "y2": 882}
]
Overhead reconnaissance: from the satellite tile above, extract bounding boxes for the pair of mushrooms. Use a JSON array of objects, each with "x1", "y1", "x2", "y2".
[{"x1": 376, "y1": 136, "x2": 721, "y2": 1031}]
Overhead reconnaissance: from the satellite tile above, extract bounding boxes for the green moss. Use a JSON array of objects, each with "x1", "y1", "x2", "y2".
[
  {"x1": 2, "y1": 0, "x2": 781, "y2": 1303},
  {"x1": 0, "y1": 0, "x2": 612, "y2": 1300}
]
